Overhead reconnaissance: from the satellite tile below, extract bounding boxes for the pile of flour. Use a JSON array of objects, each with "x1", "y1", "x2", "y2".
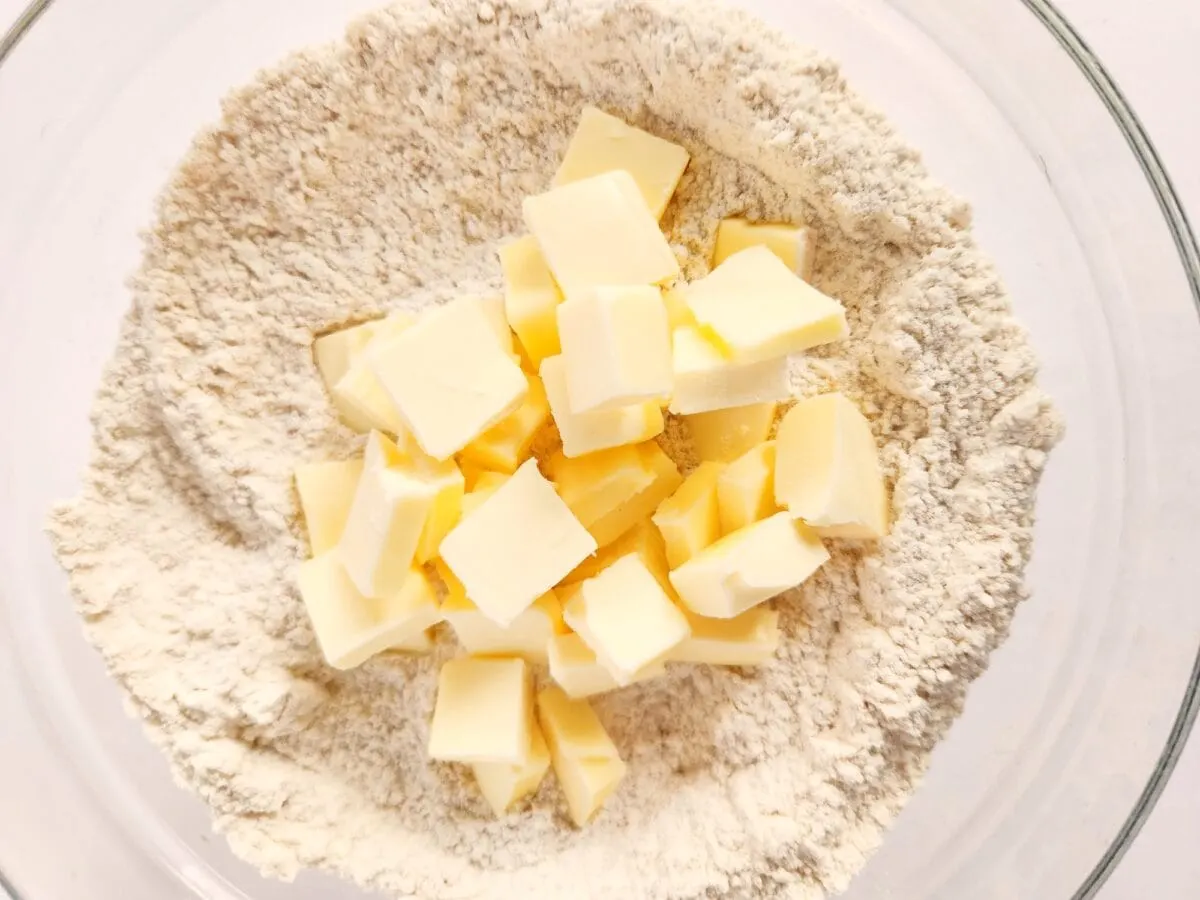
[{"x1": 46, "y1": 0, "x2": 1064, "y2": 897}]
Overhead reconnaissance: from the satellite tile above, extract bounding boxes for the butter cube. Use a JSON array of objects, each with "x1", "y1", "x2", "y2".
[
  {"x1": 668, "y1": 324, "x2": 790, "y2": 415},
  {"x1": 547, "y1": 444, "x2": 654, "y2": 538},
  {"x1": 775, "y1": 393, "x2": 889, "y2": 539},
  {"x1": 669, "y1": 512, "x2": 829, "y2": 618},
  {"x1": 371, "y1": 297, "x2": 528, "y2": 460},
  {"x1": 428, "y1": 657, "x2": 533, "y2": 765},
  {"x1": 314, "y1": 319, "x2": 380, "y2": 388},
  {"x1": 536, "y1": 686, "x2": 627, "y2": 826},
  {"x1": 558, "y1": 285, "x2": 672, "y2": 413},
  {"x1": 500, "y1": 236, "x2": 564, "y2": 367},
  {"x1": 460, "y1": 471, "x2": 510, "y2": 518},
  {"x1": 669, "y1": 606, "x2": 781, "y2": 666},
  {"x1": 590, "y1": 442, "x2": 683, "y2": 547},
  {"x1": 548, "y1": 632, "x2": 665, "y2": 699},
  {"x1": 685, "y1": 403, "x2": 777, "y2": 463},
  {"x1": 524, "y1": 170, "x2": 680, "y2": 290},
  {"x1": 440, "y1": 460, "x2": 596, "y2": 626},
  {"x1": 337, "y1": 433, "x2": 441, "y2": 598},
  {"x1": 563, "y1": 520, "x2": 672, "y2": 591},
  {"x1": 411, "y1": 453, "x2": 465, "y2": 564},
  {"x1": 713, "y1": 219, "x2": 815, "y2": 282},
  {"x1": 328, "y1": 313, "x2": 415, "y2": 436},
  {"x1": 685, "y1": 246, "x2": 847, "y2": 362},
  {"x1": 442, "y1": 590, "x2": 564, "y2": 663},
  {"x1": 717, "y1": 441, "x2": 778, "y2": 534},
  {"x1": 472, "y1": 724, "x2": 551, "y2": 817},
  {"x1": 295, "y1": 458, "x2": 363, "y2": 554},
  {"x1": 297, "y1": 555, "x2": 441, "y2": 670},
  {"x1": 541, "y1": 355, "x2": 664, "y2": 458},
  {"x1": 563, "y1": 555, "x2": 690, "y2": 683},
  {"x1": 554, "y1": 107, "x2": 690, "y2": 220},
  {"x1": 460, "y1": 372, "x2": 551, "y2": 474},
  {"x1": 652, "y1": 462, "x2": 724, "y2": 569}
]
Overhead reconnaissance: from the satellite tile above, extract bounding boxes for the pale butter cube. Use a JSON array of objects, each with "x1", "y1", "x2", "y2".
[
  {"x1": 669, "y1": 606, "x2": 780, "y2": 666},
  {"x1": 500, "y1": 236, "x2": 564, "y2": 367},
  {"x1": 442, "y1": 590, "x2": 564, "y2": 663},
  {"x1": 563, "y1": 554, "x2": 690, "y2": 683},
  {"x1": 328, "y1": 313, "x2": 415, "y2": 436},
  {"x1": 685, "y1": 403, "x2": 777, "y2": 463},
  {"x1": 524, "y1": 170, "x2": 680, "y2": 290},
  {"x1": 717, "y1": 441, "x2": 778, "y2": 534},
  {"x1": 536, "y1": 686, "x2": 627, "y2": 826},
  {"x1": 713, "y1": 218, "x2": 816, "y2": 282},
  {"x1": 668, "y1": 324, "x2": 790, "y2": 415},
  {"x1": 775, "y1": 393, "x2": 889, "y2": 539},
  {"x1": 428, "y1": 657, "x2": 533, "y2": 765},
  {"x1": 652, "y1": 461, "x2": 724, "y2": 569},
  {"x1": 669, "y1": 512, "x2": 829, "y2": 618},
  {"x1": 411, "y1": 453, "x2": 464, "y2": 564},
  {"x1": 314, "y1": 319, "x2": 381, "y2": 388},
  {"x1": 558, "y1": 285, "x2": 672, "y2": 413},
  {"x1": 295, "y1": 458, "x2": 363, "y2": 554},
  {"x1": 547, "y1": 444, "x2": 654, "y2": 538},
  {"x1": 460, "y1": 372, "x2": 551, "y2": 474},
  {"x1": 460, "y1": 471, "x2": 510, "y2": 518},
  {"x1": 337, "y1": 433, "x2": 441, "y2": 598},
  {"x1": 541, "y1": 355, "x2": 664, "y2": 458},
  {"x1": 547, "y1": 632, "x2": 665, "y2": 699},
  {"x1": 371, "y1": 297, "x2": 528, "y2": 460},
  {"x1": 686, "y1": 246, "x2": 848, "y2": 362},
  {"x1": 554, "y1": 107, "x2": 690, "y2": 220},
  {"x1": 590, "y1": 442, "x2": 683, "y2": 547},
  {"x1": 563, "y1": 520, "x2": 672, "y2": 591},
  {"x1": 297, "y1": 555, "x2": 441, "y2": 670},
  {"x1": 472, "y1": 724, "x2": 551, "y2": 817},
  {"x1": 440, "y1": 460, "x2": 596, "y2": 626}
]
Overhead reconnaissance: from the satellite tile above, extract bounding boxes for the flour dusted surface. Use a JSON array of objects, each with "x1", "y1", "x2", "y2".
[{"x1": 46, "y1": 1, "x2": 1063, "y2": 897}]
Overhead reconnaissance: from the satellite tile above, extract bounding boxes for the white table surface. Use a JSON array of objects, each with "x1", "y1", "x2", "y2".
[{"x1": 0, "y1": 0, "x2": 1196, "y2": 897}]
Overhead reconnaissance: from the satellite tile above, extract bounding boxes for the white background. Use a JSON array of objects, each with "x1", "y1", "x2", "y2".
[{"x1": 0, "y1": 0, "x2": 1196, "y2": 897}]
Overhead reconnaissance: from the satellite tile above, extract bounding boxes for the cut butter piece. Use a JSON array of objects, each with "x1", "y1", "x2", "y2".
[
  {"x1": 442, "y1": 589, "x2": 564, "y2": 664},
  {"x1": 314, "y1": 319, "x2": 381, "y2": 388},
  {"x1": 294, "y1": 458, "x2": 363, "y2": 554},
  {"x1": 686, "y1": 246, "x2": 847, "y2": 362},
  {"x1": 669, "y1": 606, "x2": 780, "y2": 666},
  {"x1": 536, "y1": 685, "x2": 626, "y2": 827},
  {"x1": 652, "y1": 461, "x2": 724, "y2": 569},
  {"x1": 541, "y1": 355, "x2": 664, "y2": 458},
  {"x1": 775, "y1": 392, "x2": 889, "y2": 539},
  {"x1": 668, "y1": 324, "x2": 790, "y2": 415},
  {"x1": 685, "y1": 403, "x2": 777, "y2": 463},
  {"x1": 371, "y1": 297, "x2": 528, "y2": 460},
  {"x1": 459, "y1": 371, "x2": 551, "y2": 474},
  {"x1": 558, "y1": 285, "x2": 672, "y2": 413},
  {"x1": 500, "y1": 236, "x2": 564, "y2": 367},
  {"x1": 553, "y1": 107, "x2": 690, "y2": 220},
  {"x1": 524, "y1": 170, "x2": 680, "y2": 290},
  {"x1": 717, "y1": 441, "x2": 778, "y2": 534},
  {"x1": 590, "y1": 442, "x2": 683, "y2": 547},
  {"x1": 328, "y1": 313, "x2": 415, "y2": 436},
  {"x1": 297, "y1": 555, "x2": 441, "y2": 670},
  {"x1": 547, "y1": 632, "x2": 665, "y2": 699},
  {"x1": 440, "y1": 460, "x2": 596, "y2": 627},
  {"x1": 669, "y1": 512, "x2": 829, "y2": 618},
  {"x1": 472, "y1": 723, "x2": 551, "y2": 817},
  {"x1": 713, "y1": 218, "x2": 815, "y2": 282},
  {"x1": 428, "y1": 657, "x2": 533, "y2": 765}
]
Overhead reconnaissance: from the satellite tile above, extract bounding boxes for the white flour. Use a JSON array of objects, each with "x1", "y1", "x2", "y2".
[{"x1": 46, "y1": 0, "x2": 1064, "y2": 897}]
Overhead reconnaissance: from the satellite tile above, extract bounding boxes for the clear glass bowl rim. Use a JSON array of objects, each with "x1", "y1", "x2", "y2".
[{"x1": 0, "y1": 1, "x2": 1197, "y2": 898}]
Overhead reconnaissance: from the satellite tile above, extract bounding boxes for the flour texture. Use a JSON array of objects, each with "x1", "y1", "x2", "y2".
[{"x1": 47, "y1": 1, "x2": 1064, "y2": 897}]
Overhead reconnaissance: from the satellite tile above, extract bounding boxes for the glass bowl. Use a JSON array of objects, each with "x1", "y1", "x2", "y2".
[{"x1": 1, "y1": 0, "x2": 1197, "y2": 898}]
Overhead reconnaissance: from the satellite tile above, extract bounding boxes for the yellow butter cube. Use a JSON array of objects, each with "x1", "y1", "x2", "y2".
[
  {"x1": 775, "y1": 393, "x2": 889, "y2": 539},
  {"x1": 472, "y1": 724, "x2": 551, "y2": 817},
  {"x1": 652, "y1": 461, "x2": 724, "y2": 569},
  {"x1": 524, "y1": 170, "x2": 680, "y2": 290},
  {"x1": 411, "y1": 453, "x2": 464, "y2": 564},
  {"x1": 294, "y1": 458, "x2": 363, "y2": 554},
  {"x1": 558, "y1": 285, "x2": 672, "y2": 413},
  {"x1": 717, "y1": 441, "x2": 778, "y2": 534},
  {"x1": 669, "y1": 512, "x2": 829, "y2": 618},
  {"x1": 541, "y1": 355, "x2": 664, "y2": 458},
  {"x1": 686, "y1": 246, "x2": 847, "y2": 362},
  {"x1": 440, "y1": 460, "x2": 596, "y2": 627},
  {"x1": 428, "y1": 657, "x2": 533, "y2": 765},
  {"x1": 442, "y1": 590, "x2": 564, "y2": 663},
  {"x1": 685, "y1": 403, "x2": 777, "y2": 463},
  {"x1": 297, "y1": 555, "x2": 441, "y2": 670},
  {"x1": 563, "y1": 520, "x2": 673, "y2": 591},
  {"x1": 536, "y1": 685, "x2": 627, "y2": 827},
  {"x1": 371, "y1": 297, "x2": 528, "y2": 460},
  {"x1": 669, "y1": 606, "x2": 780, "y2": 666},
  {"x1": 460, "y1": 471, "x2": 511, "y2": 518},
  {"x1": 554, "y1": 107, "x2": 690, "y2": 220},
  {"x1": 500, "y1": 236, "x2": 564, "y2": 367},
  {"x1": 460, "y1": 372, "x2": 551, "y2": 474},
  {"x1": 668, "y1": 324, "x2": 790, "y2": 415},
  {"x1": 328, "y1": 313, "x2": 415, "y2": 436},
  {"x1": 713, "y1": 219, "x2": 816, "y2": 282},
  {"x1": 314, "y1": 319, "x2": 381, "y2": 388},
  {"x1": 547, "y1": 444, "x2": 654, "y2": 537},
  {"x1": 589, "y1": 442, "x2": 683, "y2": 547},
  {"x1": 547, "y1": 632, "x2": 665, "y2": 699}
]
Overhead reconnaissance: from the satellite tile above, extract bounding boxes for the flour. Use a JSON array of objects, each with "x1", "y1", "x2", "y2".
[{"x1": 46, "y1": 0, "x2": 1063, "y2": 897}]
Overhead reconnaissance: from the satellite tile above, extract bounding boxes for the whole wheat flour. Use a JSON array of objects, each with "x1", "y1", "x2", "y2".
[{"x1": 46, "y1": 0, "x2": 1064, "y2": 897}]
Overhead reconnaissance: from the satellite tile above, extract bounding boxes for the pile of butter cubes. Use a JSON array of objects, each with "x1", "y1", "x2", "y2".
[{"x1": 293, "y1": 107, "x2": 889, "y2": 827}]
